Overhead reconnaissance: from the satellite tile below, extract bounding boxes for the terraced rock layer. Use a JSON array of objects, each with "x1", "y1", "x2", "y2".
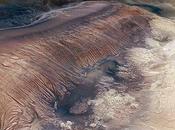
[{"x1": 1, "y1": 1, "x2": 175, "y2": 130}]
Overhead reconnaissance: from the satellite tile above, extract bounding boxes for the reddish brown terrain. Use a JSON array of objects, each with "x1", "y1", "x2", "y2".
[{"x1": 1, "y1": 1, "x2": 175, "y2": 130}]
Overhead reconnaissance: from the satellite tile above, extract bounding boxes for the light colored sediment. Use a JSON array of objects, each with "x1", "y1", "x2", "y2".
[
  {"x1": 123, "y1": 16, "x2": 175, "y2": 130},
  {"x1": 85, "y1": 9, "x2": 175, "y2": 130}
]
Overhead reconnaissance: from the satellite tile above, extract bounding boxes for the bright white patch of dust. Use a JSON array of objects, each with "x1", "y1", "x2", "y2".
[
  {"x1": 126, "y1": 17, "x2": 175, "y2": 130},
  {"x1": 88, "y1": 76, "x2": 139, "y2": 129},
  {"x1": 90, "y1": 89, "x2": 138, "y2": 128},
  {"x1": 59, "y1": 121, "x2": 73, "y2": 130}
]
